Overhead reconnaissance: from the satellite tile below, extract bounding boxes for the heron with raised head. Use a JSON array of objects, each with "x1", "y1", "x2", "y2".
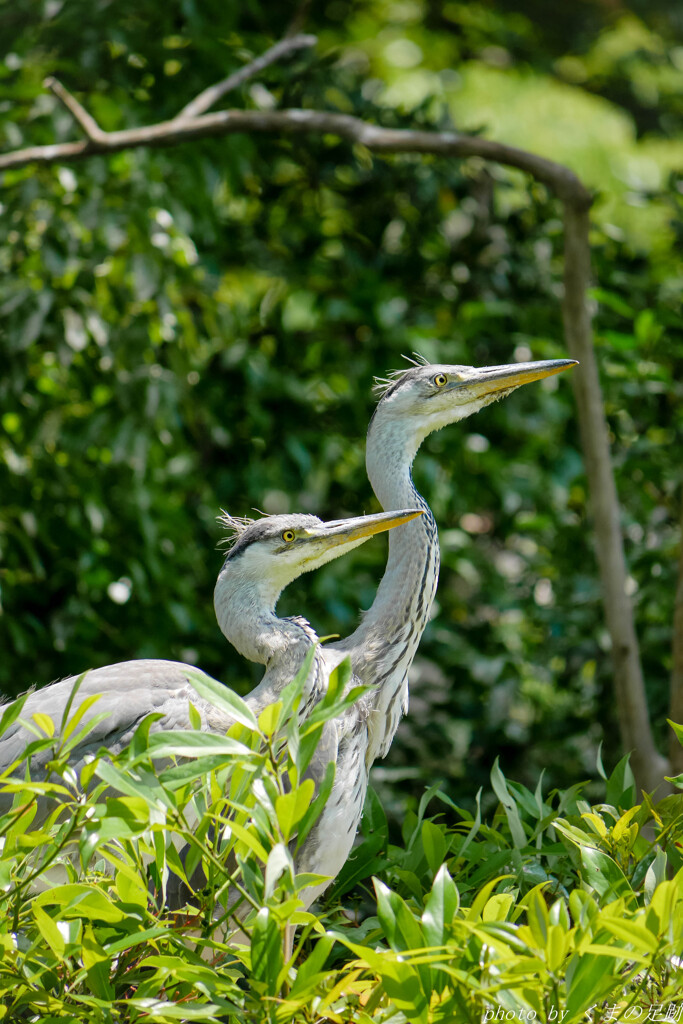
[{"x1": 323, "y1": 357, "x2": 578, "y2": 770}]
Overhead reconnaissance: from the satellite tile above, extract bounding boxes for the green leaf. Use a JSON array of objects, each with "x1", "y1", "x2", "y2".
[
  {"x1": 362, "y1": 785, "x2": 389, "y2": 842},
  {"x1": 595, "y1": 741, "x2": 608, "y2": 781},
  {"x1": 115, "y1": 868, "x2": 147, "y2": 908},
  {"x1": 600, "y1": 917, "x2": 659, "y2": 953},
  {"x1": 144, "y1": 730, "x2": 252, "y2": 760},
  {"x1": 222, "y1": 816, "x2": 268, "y2": 862},
  {"x1": 32, "y1": 905, "x2": 66, "y2": 959},
  {"x1": 81, "y1": 923, "x2": 109, "y2": 968},
  {"x1": 374, "y1": 879, "x2": 424, "y2": 953},
  {"x1": 329, "y1": 840, "x2": 389, "y2": 901},
  {"x1": 0, "y1": 691, "x2": 29, "y2": 741},
  {"x1": 94, "y1": 760, "x2": 167, "y2": 804},
  {"x1": 61, "y1": 684, "x2": 102, "y2": 740},
  {"x1": 185, "y1": 701, "x2": 201, "y2": 732},
  {"x1": 183, "y1": 668, "x2": 258, "y2": 731},
  {"x1": 545, "y1": 922, "x2": 568, "y2": 972},
  {"x1": 250, "y1": 907, "x2": 283, "y2": 996},
  {"x1": 588, "y1": 287, "x2": 634, "y2": 318},
  {"x1": 580, "y1": 847, "x2": 632, "y2": 902},
  {"x1": 296, "y1": 760, "x2": 335, "y2": 850},
  {"x1": 380, "y1": 968, "x2": 430, "y2": 1024},
  {"x1": 605, "y1": 753, "x2": 636, "y2": 807},
  {"x1": 422, "y1": 863, "x2": 459, "y2": 947},
  {"x1": 644, "y1": 847, "x2": 668, "y2": 901},
  {"x1": 275, "y1": 779, "x2": 315, "y2": 842},
  {"x1": 264, "y1": 842, "x2": 294, "y2": 898},
  {"x1": 482, "y1": 893, "x2": 515, "y2": 923},
  {"x1": 467, "y1": 875, "x2": 513, "y2": 921},
  {"x1": 415, "y1": 782, "x2": 451, "y2": 836},
  {"x1": 127, "y1": 712, "x2": 165, "y2": 762},
  {"x1": 258, "y1": 700, "x2": 283, "y2": 737},
  {"x1": 34, "y1": 884, "x2": 126, "y2": 923},
  {"x1": 455, "y1": 787, "x2": 482, "y2": 864},
  {"x1": 490, "y1": 758, "x2": 527, "y2": 849},
  {"x1": 29, "y1": 711, "x2": 55, "y2": 737},
  {"x1": 565, "y1": 951, "x2": 618, "y2": 1019},
  {"x1": 278, "y1": 646, "x2": 318, "y2": 721},
  {"x1": 421, "y1": 820, "x2": 448, "y2": 875},
  {"x1": 289, "y1": 933, "x2": 335, "y2": 995},
  {"x1": 526, "y1": 887, "x2": 549, "y2": 947},
  {"x1": 160, "y1": 754, "x2": 258, "y2": 788},
  {"x1": 83, "y1": 923, "x2": 115, "y2": 1000}
]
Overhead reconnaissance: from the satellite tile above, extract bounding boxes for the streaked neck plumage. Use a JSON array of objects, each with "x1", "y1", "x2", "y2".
[
  {"x1": 214, "y1": 571, "x2": 324, "y2": 716},
  {"x1": 331, "y1": 412, "x2": 440, "y2": 764}
]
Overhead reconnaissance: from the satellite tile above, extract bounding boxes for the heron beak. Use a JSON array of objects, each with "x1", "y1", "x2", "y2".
[
  {"x1": 462, "y1": 358, "x2": 578, "y2": 399},
  {"x1": 308, "y1": 508, "x2": 423, "y2": 548}
]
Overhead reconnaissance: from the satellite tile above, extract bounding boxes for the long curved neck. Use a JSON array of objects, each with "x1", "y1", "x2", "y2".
[
  {"x1": 215, "y1": 578, "x2": 325, "y2": 715},
  {"x1": 337, "y1": 413, "x2": 440, "y2": 681},
  {"x1": 330, "y1": 413, "x2": 439, "y2": 764}
]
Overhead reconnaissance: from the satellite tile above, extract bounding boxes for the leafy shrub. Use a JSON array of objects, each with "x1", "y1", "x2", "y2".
[{"x1": 1, "y1": 664, "x2": 682, "y2": 1022}]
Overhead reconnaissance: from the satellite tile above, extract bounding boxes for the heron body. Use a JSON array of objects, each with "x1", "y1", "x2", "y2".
[
  {"x1": 326, "y1": 357, "x2": 578, "y2": 769},
  {"x1": 0, "y1": 508, "x2": 421, "y2": 907}
]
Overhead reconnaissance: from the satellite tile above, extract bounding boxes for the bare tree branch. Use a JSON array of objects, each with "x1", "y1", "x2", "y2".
[
  {"x1": 175, "y1": 34, "x2": 317, "y2": 120},
  {"x1": 0, "y1": 105, "x2": 592, "y2": 207},
  {"x1": 43, "y1": 77, "x2": 106, "y2": 143}
]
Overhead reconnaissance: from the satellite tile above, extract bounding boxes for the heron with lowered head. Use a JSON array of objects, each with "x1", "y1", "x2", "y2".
[{"x1": 0, "y1": 507, "x2": 421, "y2": 812}]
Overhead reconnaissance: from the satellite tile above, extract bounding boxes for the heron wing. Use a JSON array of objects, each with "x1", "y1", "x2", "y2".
[{"x1": 0, "y1": 659, "x2": 235, "y2": 783}]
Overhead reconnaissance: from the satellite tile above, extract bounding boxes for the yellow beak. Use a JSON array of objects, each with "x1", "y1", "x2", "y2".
[
  {"x1": 464, "y1": 358, "x2": 578, "y2": 399},
  {"x1": 306, "y1": 508, "x2": 423, "y2": 548}
]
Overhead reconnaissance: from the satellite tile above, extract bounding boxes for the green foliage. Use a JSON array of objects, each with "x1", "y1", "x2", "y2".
[{"x1": 1, "y1": 666, "x2": 683, "y2": 1021}]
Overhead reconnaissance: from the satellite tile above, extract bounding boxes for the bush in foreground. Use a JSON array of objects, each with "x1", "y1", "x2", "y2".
[{"x1": 0, "y1": 663, "x2": 682, "y2": 1023}]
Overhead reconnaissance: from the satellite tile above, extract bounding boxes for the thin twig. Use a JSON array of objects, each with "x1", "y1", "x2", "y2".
[
  {"x1": 43, "y1": 76, "x2": 106, "y2": 142},
  {"x1": 175, "y1": 34, "x2": 317, "y2": 120}
]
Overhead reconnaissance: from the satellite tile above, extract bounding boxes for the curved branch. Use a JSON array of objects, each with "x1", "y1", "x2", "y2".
[{"x1": 0, "y1": 105, "x2": 592, "y2": 208}]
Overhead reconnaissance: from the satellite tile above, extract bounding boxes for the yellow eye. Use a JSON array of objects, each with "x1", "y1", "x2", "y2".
[
  {"x1": 433, "y1": 373, "x2": 447, "y2": 387},
  {"x1": 282, "y1": 530, "x2": 295, "y2": 543}
]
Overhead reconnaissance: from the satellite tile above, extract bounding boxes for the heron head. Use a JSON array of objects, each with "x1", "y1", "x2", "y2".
[
  {"x1": 214, "y1": 508, "x2": 423, "y2": 616},
  {"x1": 370, "y1": 356, "x2": 578, "y2": 449}
]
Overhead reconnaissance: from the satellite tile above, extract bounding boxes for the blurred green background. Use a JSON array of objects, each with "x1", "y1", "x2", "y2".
[{"x1": 1, "y1": 0, "x2": 681, "y2": 815}]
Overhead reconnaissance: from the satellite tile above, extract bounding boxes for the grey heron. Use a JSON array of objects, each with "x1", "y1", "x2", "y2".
[
  {"x1": 0, "y1": 507, "x2": 421, "y2": 956},
  {"x1": 323, "y1": 357, "x2": 578, "y2": 770},
  {"x1": 0, "y1": 508, "x2": 421, "y2": 809}
]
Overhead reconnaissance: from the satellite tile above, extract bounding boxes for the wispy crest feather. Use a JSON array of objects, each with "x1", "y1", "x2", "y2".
[
  {"x1": 216, "y1": 511, "x2": 256, "y2": 550},
  {"x1": 372, "y1": 352, "x2": 432, "y2": 398}
]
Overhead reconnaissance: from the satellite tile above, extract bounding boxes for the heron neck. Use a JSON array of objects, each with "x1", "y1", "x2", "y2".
[
  {"x1": 322, "y1": 414, "x2": 439, "y2": 764},
  {"x1": 338, "y1": 415, "x2": 439, "y2": 667},
  {"x1": 216, "y1": 590, "x2": 324, "y2": 714},
  {"x1": 216, "y1": 578, "x2": 308, "y2": 662}
]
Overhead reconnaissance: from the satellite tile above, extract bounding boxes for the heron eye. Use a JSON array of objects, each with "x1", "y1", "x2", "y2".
[
  {"x1": 282, "y1": 530, "x2": 295, "y2": 543},
  {"x1": 433, "y1": 373, "x2": 447, "y2": 387}
]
